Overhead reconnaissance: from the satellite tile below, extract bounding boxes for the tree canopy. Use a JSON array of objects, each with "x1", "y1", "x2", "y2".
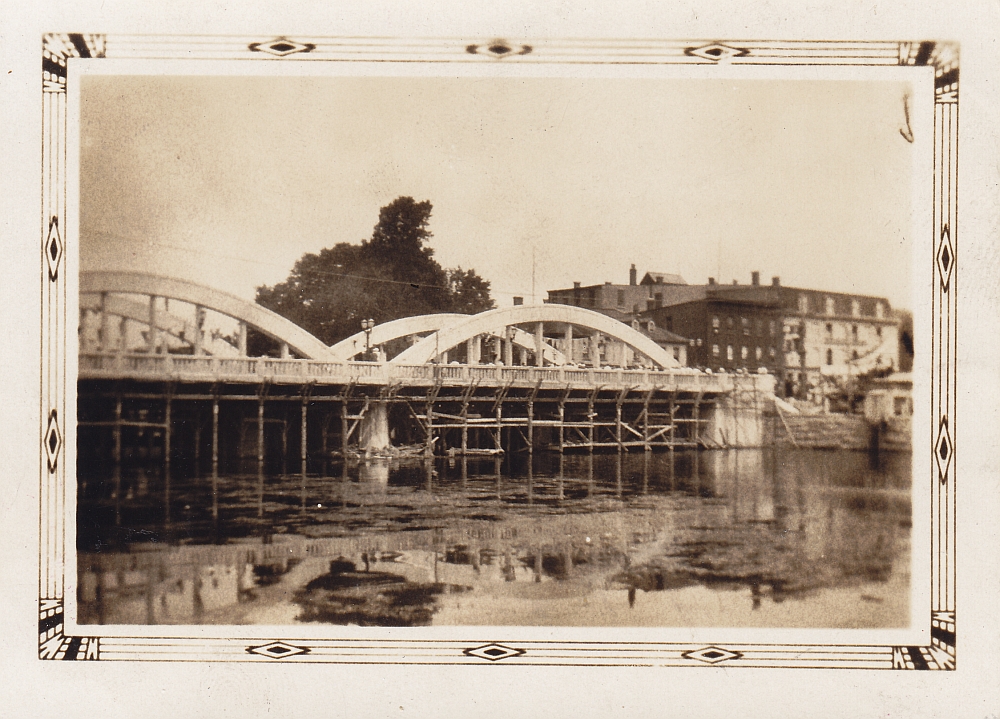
[{"x1": 253, "y1": 197, "x2": 494, "y2": 352}]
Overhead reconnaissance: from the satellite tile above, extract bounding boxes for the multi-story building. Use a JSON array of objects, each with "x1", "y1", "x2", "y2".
[
  {"x1": 639, "y1": 279, "x2": 785, "y2": 376},
  {"x1": 545, "y1": 268, "x2": 691, "y2": 366},
  {"x1": 546, "y1": 265, "x2": 696, "y2": 315},
  {"x1": 778, "y1": 285, "x2": 899, "y2": 403},
  {"x1": 547, "y1": 267, "x2": 901, "y2": 401}
]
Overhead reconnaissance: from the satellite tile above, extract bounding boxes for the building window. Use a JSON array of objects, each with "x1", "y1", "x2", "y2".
[
  {"x1": 617, "y1": 289, "x2": 625, "y2": 306},
  {"x1": 727, "y1": 345, "x2": 733, "y2": 361},
  {"x1": 741, "y1": 317, "x2": 750, "y2": 335},
  {"x1": 825, "y1": 323, "x2": 833, "y2": 337},
  {"x1": 712, "y1": 316, "x2": 720, "y2": 332},
  {"x1": 798, "y1": 294, "x2": 809, "y2": 313},
  {"x1": 769, "y1": 347, "x2": 776, "y2": 358},
  {"x1": 825, "y1": 296, "x2": 835, "y2": 315},
  {"x1": 673, "y1": 347, "x2": 680, "y2": 360},
  {"x1": 712, "y1": 344, "x2": 720, "y2": 357},
  {"x1": 647, "y1": 320, "x2": 656, "y2": 332},
  {"x1": 852, "y1": 350, "x2": 859, "y2": 360},
  {"x1": 741, "y1": 346, "x2": 748, "y2": 360},
  {"x1": 894, "y1": 396, "x2": 908, "y2": 416},
  {"x1": 826, "y1": 348, "x2": 833, "y2": 365},
  {"x1": 696, "y1": 338, "x2": 703, "y2": 347},
  {"x1": 755, "y1": 346, "x2": 762, "y2": 361},
  {"x1": 769, "y1": 320, "x2": 776, "y2": 336},
  {"x1": 875, "y1": 301, "x2": 885, "y2": 319},
  {"x1": 876, "y1": 326, "x2": 883, "y2": 338},
  {"x1": 727, "y1": 316, "x2": 734, "y2": 329},
  {"x1": 851, "y1": 299, "x2": 861, "y2": 317}
]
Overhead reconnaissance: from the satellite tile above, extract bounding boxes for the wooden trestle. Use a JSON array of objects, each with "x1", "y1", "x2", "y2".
[
  {"x1": 78, "y1": 378, "x2": 725, "y2": 489},
  {"x1": 403, "y1": 382, "x2": 717, "y2": 455}
]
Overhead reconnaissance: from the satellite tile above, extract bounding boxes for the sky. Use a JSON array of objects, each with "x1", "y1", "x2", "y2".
[{"x1": 80, "y1": 74, "x2": 915, "y2": 311}]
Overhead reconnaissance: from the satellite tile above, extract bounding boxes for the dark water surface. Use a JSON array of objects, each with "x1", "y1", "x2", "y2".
[{"x1": 77, "y1": 449, "x2": 911, "y2": 627}]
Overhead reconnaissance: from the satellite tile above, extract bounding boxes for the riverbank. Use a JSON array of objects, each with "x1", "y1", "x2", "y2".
[{"x1": 770, "y1": 412, "x2": 911, "y2": 452}]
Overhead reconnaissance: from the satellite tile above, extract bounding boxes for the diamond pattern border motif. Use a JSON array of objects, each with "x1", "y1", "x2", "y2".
[
  {"x1": 464, "y1": 643, "x2": 525, "y2": 661},
  {"x1": 937, "y1": 224, "x2": 954, "y2": 291},
  {"x1": 44, "y1": 409, "x2": 62, "y2": 473},
  {"x1": 246, "y1": 641, "x2": 310, "y2": 659},
  {"x1": 935, "y1": 416, "x2": 953, "y2": 484},
  {"x1": 682, "y1": 646, "x2": 742, "y2": 664},
  {"x1": 248, "y1": 38, "x2": 315, "y2": 57},
  {"x1": 45, "y1": 216, "x2": 63, "y2": 281},
  {"x1": 685, "y1": 43, "x2": 749, "y2": 62}
]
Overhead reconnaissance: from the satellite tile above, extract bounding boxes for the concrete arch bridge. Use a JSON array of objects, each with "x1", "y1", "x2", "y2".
[{"x1": 77, "y1": 273, "x2": 775, "y2": 475}]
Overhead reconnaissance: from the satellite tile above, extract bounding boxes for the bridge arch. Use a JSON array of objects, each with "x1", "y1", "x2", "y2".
[
  {"x1": 391, "y1": 304, "x2": 680, "y2": 368},
  {"x1": 329, "y1": 314, "x2": 467, "y2": 360},
  {"x1": 80, "y1": 271, "x2": 334, "y2": 360},
  {"x1": 80, "y1": 292, "x2": 240, "y2": 356},
  {"x1": 329, "y1": 313, "x2": 567, "y2": 364}
]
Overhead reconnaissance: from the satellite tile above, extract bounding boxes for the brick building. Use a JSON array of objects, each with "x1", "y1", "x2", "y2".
[
  {"x1": 546, "y1": 265, "x2": 696, "y2": 315},
  {"x1": 547, "y1": 267, "x2": 901, "y2": 401},
  {"x1": 778, "y1": 285, "x2": 899, "y2": 403},
  {"x1": 545, "y1": 267, "x2": 691, "y2": 366},
  {"x1": 640, "y1": 278, "x2": 785, "y2": 376}
]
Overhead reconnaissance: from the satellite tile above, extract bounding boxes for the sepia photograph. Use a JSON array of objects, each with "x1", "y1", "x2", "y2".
[
  {"x1": 3, "y1": 0, "x2": 998, "y2": 714},
  {"x1": 70, "y1": 62, "x2": 924, "y2": 634}
]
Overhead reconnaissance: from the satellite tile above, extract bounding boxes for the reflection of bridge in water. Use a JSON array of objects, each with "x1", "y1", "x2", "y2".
[
  {"x1": 76, "y1": 449, "x2": 910, "y2": 626},
  {"x1": 78, "y1": 272, "x2": 776, "y2": 488}
]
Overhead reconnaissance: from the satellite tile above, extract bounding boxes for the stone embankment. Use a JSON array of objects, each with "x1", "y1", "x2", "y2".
[{"x1": 770, "y1": 413, "x2": 910, "y2": 451}]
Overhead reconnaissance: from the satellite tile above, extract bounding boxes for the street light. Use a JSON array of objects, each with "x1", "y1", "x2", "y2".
[{"x1": 361, "y1": 318, "x2": 375, "y2": 360}]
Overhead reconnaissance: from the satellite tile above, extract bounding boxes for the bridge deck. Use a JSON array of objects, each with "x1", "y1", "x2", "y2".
[{"x1": 79, "y1": 353, "x2": 751, "y2": 394}]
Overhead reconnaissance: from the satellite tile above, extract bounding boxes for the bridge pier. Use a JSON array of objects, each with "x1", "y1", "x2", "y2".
[
  {"x1": 359, "y1": 400, "x2": 391, "y2": 453},
  {"x1": 702, "y1": 375, "x2": 776, "y2": 448}
]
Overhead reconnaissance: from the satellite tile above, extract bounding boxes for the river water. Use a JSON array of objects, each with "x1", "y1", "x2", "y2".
[{"x1": 77, "y1": 448, "x2": 911, "y2": 628}]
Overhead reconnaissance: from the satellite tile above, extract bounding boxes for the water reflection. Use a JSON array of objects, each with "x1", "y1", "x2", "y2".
[{"x1": 77, "y1": 449, "x2": 911, "y2": 627}]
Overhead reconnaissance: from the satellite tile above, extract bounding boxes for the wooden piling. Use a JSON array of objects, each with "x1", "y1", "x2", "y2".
[
  {"x1": 587, "y1": 391, "x2": 595, "y2": 454},
  {"x1": 257, "y1": 396, "x2": 265, "y2": 476},
  {"x1": 193, "y1": 417, "x2": 202, "y2": 477},
  {"x1": 527, "y1": 399, "x2": 534, "y2": 454},
  {"x1": 211, "y1": 391, "x2": 219, "y2": 519},
  {"x1": 113, "y1": 392, "x2": 122, "y2": 526},
  {"x1": 340, "y1": 401, "x2": 349, "y2": 455},
  {"x1": 164, "y1": 392, "x2": 172, "y2": 523},
  {"x1": 300, "y1": 399, "x2": 308, "y2": 478}
]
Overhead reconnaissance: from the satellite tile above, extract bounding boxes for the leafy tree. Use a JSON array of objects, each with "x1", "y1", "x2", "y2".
[
  {"x1": 252, "y1": 197, "x2": 494, "y2": 354},
  {"x1": 447, "y1": 267, "x2": 495, "y2": 315}
]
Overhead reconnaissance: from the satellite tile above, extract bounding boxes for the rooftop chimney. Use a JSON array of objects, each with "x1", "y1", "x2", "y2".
[
  {"x1": 605, "y1": 281, "x2": 612, "y2": 286},
  {"x1": 573, "y1": 281, "x2": 581, "y2": 289},
  {"x1": 708, "y1": 277, "x2": 716, "y2": 285},
  {"x1": 772, "y1": 276, "x2": 781, "y2": 287},
  {"x1": 732, "y1": 279, "x2": 738, "y2": 285},
  {"x1": 629, "y1": 264, "x2": 637, "y2": 286},
  {"x1": 751, "y1": 271, "x2": 760, "y2": 286}
]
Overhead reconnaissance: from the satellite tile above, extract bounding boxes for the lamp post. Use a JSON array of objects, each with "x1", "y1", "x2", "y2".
[{"x1": 361, "y1": 318, "x2": 375, "y2": 361}]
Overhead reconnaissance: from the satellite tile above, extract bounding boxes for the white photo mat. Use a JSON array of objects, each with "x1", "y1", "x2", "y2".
[{"x1": 38, "y1": 33, "x2": 955, "y2": 669}]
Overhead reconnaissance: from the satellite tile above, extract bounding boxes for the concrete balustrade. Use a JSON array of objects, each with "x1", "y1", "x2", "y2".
[{"x1": 78, "y1": 352, "x2": 751, "y2": 394}]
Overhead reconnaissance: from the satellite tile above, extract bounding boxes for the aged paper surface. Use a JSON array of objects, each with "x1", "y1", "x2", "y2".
[{"x1": 1, "y1": 0, "x2": 998, "y2": 716}]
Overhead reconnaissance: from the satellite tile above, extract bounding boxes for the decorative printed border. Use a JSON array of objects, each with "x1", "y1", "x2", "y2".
[{"x1": 39, "y1": 34, "x2": 958, "y2": 668}]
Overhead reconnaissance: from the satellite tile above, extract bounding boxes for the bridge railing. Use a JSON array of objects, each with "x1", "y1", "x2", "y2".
[{"x1": 79, "y1": 353, "x2": 747, "y2": 392}]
